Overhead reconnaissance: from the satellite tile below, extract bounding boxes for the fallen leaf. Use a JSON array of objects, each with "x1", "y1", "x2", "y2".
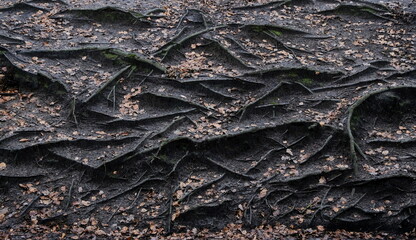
[
  {"x1": 0, "y1": 162, "x2": 6, "y2": 171},
  {"x1": 258, "y1": 188, "x2": 268, "y2": 199}
]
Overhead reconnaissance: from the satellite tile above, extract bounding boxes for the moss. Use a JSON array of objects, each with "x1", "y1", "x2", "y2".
[
  {"x1": 251, "y1": 26, "x2": 264, "y2": 32},
  {"x1": 103, "y1": 52, "x2": 119, "y2": 60},
  {"x1": 359, "y1": 7, "x2": 377, "y2": 14},
  {"x1": 101, "y1": 49, "x2": 166, "y2": 73},
  {"x1": 300, "y1": 78, "x2": 313, "y2": 85},
  {"x1": 269, "y1": 30, "x2": 283, "y2": 36},
  {"x1": 250, "y1": 26, "x2": 283, "y2": 37},
  {"x1": 264, "y1": 97, "x2": 280, "y2": 105},
  {"x1": 130, "y1": 12, "x2": 144, "y2": 18},
  {"x1": 126, "y1": 53, "x2": 137, "y2": 59},
  {"x1": 287, "y1": 72, "x2": 298, "y2": 78},
  {"x1": 130, "y1": 65, "x2": 137, "y2": 71}
]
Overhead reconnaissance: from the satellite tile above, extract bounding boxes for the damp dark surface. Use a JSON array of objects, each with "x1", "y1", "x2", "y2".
[{"x1": 0, "y1": 0, "x2": 416, "y2": 238}]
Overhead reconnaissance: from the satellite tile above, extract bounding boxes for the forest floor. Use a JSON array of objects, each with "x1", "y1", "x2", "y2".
[{"x1": 1, "y1": 0, "x2": 416, "y2": 239}]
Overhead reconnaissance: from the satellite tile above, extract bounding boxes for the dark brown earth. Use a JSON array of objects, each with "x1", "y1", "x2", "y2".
[{"x1": 0, "y1": 0, "x2": 416, "y2": 239}]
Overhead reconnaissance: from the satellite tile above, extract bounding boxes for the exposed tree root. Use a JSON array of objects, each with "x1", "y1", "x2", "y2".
[
  {"x1": 205, "y1": 157, "x2": 254, "y2": 180},
  {"x1": 318, "y1": 4, "x2": 394, "y2": 21},
  {"x1": 154, "y1": 26, "x2": 226, "y2": 61},
  {"x1": 53, "y1": 6, "x2": 154, "y2": 25},
  {"x1": 178, "y1": 173, "x2": 225, "y2": 203}
]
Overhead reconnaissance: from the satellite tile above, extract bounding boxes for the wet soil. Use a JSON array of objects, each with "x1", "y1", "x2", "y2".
[{"x1": 0, "y1": 0, "x2": 416, "y2": 238}]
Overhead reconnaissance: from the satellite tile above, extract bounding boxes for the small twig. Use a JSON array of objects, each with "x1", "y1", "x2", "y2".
[
  {"x1": 185, "y1": 116, "x2": 198, "y2": 127},
  {"x1": 19, "y1": 196, "x2": 40, "y2": 218},
  {"x1": 83, "y1": 65, "x2": 131, "y2": 104},
  {"x1": 354, "y1": 142, "x2": 368, "y2": 161},
  {"x1": 167, "y1": 151, "x2": 189, "y2": 176},
  {"x1": 176, "y1": 9, "x2": 189, "y2": 29},
  {"x1": 178, "y1": 173, "x2": 225, "y2": 203},
  {"x1": 245, "y1": 147, "x2": 285, "y2": 174},
  {"x1": 64, "y1": 179, "x2": 75, "y2": 211},
  {"x1": 244, "y1": 190, "x2": 258, "y2": 224},
  {"x1": 299, "y1": 135, "x2": 333, "y2": 165},
  {"x1": 150, "y1": 116, "x2": 188, "y2": 139},
  {"x1": 94, "y1": 175, "x2": 163, "y2": 205},
  {"x1": 166, "y1": 195, "x2": 173, "y2": 233},
  {"x1": 106, "y1": 204, "x2": 122, "y2": 223},
  {"x1": 223, "y1": 36, "x2": 262, "y2": 60},
  {"x1": 239, "y1": 82, "x2": 285, "y2": 121},
  {"x1": 273, "y1": 193, "x2": 293, "y2": 206},
  {"x1": 70, "y1": 97, "x2": 78, "y2": 126},
  {"x1": 330, "y1": 193, "x2": 367, "y2": 221},
  {"x1": 199, "y1": 83, "x2": 237, "y2": 100},
  {"x1": 138, "y1": 69, "x2": 153, "y2": 86},
  {"x1": 308, "y1": 187, "x2": 331, "y2": 226},
  {"x1": 205, "y1": 157, "x2": 254, "y2": 179},
  {"x1": 294, "y1": 82, "x2": 314, "y2": 94},
  {"x1": 127, "y1": 188, "x2": 142, "y2": 210},
  {"x1": 313, "y1": 79, "x2": 387, "y2": 92},
  {"x1": 232, "y1": 0, "x2": 286, "y2": 10}
]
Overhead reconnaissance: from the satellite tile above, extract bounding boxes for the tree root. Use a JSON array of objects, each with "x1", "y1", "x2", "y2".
[
  {"x1": 18, "y1": 195, "x2": 40, "y2": 218},
  {"x1": 299, "y1": 135, "x2": 333, "y2": 165},
  {"x1": 166, "y1": 151, "x2": 190, "y2": 176},
  {"x1": 233, "y1": 0, "x2": 313, "y2": 11},
  {"x1": 2, "y1": 52, "x2": 69, "y2": 95},
  {"x1": 199, "y1": 83, "x2": 237, "y2": 100},
  {"x1": 154, "y1": 26, "x2": 226, "y2": 61},
  {"x1": 346, "y1": 86, "x2": 416, "y2": 174},
  {"x1": 19, "y1": 47, "x2": 166, "y2": 73},
  {"x1": 241, "y1": 24, "x2": 310, "y2": 36},
  {"x1": 178, "y1": 173, "x2": 225, "y2": 203},
  {"x1": 0, "y1": 2, "x2": 48, "y2": 12},
  {"x1": 202, "y1": 39, "x2": 255, "y2": 70},
  {"x1": 182, "y1": 75, "x2": 265, "y2": 88},
  {"x1": 223, "y1": 36, "x2": 262, "y2": 60},
  {"x1": 63, "y1": 179, "x2": 75, "y2": 211},
  {"x1": 53, "y1": 6, "x2": 152, "y2": 25},
  {"x1": 245, "y1": 147, "x2": 286, "y2": 174},
  {"x1": 318, "y1": 4, "x2": 394, "y2": 22},
  {"x1": 134, "y1": 92, "x2": 211, "y2": 112},
  {"x1": 0, "y1": 34, "x2": 25, "y2": 45},
  {"x1": 263, "y1": 31, "x2": 313, "y2": 55},
  {"x1": 205, "y1": 157, "x2": 254, "y2": 180},
  {"x1": 313, "y1": 79, "x2": 387, "y2": 92},
  {"x1": 102, "y1": 108, "x2": 197, "y2": 126},
  {"x1": 150, "y1": 116, "x2": 192, "y2": 139},
  {"x1": 96, "y1": 176, "x2": 164, "y2": 206},
  {"x1": 239, "y1": 82, "x2": 285, "y2": 121},
  {"x1": 82, "y1": 65, "x2": 131, "y2": 104},
  {"x1": 367, "y1": 138, "x2": 416, "y2": 145},
  {"x1": 308, "y1": 187, "x2": 331, "y2": 226},
  {"x1": 233, "y1": 1, "x2": 287, "y2": 10},
  {"x1": 330, "y1": 193, "x2": 367, "y2": 221}
]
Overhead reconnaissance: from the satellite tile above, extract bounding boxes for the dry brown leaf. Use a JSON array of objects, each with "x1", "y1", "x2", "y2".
[
  {"x1": 0, "y1": 162, "x2": 6, "y2": 171},
  {"x1": 258, "y1": 188, "x2": 268, "y2": 199}
]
